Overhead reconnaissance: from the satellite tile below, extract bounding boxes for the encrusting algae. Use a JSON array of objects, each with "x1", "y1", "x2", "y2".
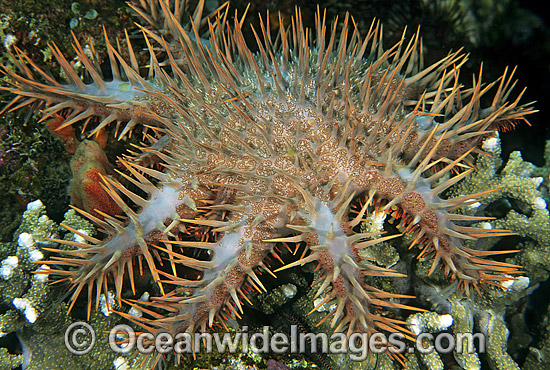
[{"x1": 0, "y1": 0, "x2": 542, "y2": 368}]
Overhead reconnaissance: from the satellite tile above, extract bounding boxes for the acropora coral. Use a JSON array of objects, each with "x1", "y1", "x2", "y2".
[{"x1": 0, "y1": 0, "x2": 548, "y2": 369}]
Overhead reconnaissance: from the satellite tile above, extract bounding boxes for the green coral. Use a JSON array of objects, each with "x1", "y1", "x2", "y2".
[
  {"x1": 449, "y1": 134, "x2": 550, "y2": 288},
  {"x1": 449, "y1": 134, "x2": 550, "y2": 244},
  {"x1": 483, "y1": 313, "x2": 521, "y2": 370},
  {"x1": 0, "y1": 347, "x2": 22, "y2": 370},
  {"x1": 241, "y1": 131, "x2": 550, "y2": 369},
  {"x1": 403, "y1": 134, "x2": 550, "y2": 370},
  {"x1": 14, "y1": 200, "x2": 56, "y2": 241},
  {"x1": 60, "y1": 208, "x2": 97, "y2": 242},
  {"x1": 0, "y1": 199, "x2": 125, "y2": 370}
]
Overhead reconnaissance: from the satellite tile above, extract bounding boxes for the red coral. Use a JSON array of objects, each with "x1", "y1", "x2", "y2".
[
  {"x1": 69, "y1": 140, "x2": 122, "y2": 219},
  {"x1": 46, "y1": 113, "x2": 78, "y2": 154}
]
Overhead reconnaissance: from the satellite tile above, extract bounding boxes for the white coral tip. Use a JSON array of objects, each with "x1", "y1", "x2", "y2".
[
  {"x1": 18, "y1": 233, "x2": 35, "y2": 249},
  {"x1": 113, "y1": 356, "x2": 129, "y2": 370},
  {"x1": 533, "y1": 197, "x2": 546, "y2": 210},
  {"x1": 12, "y1": 298, "x2": 38, "y2": 323},
  {"x1": 26, "y1": 200, "x2": 43, "y2": 211},
  {"x1": 439, "y1": 314, "x2": 453, "y2": 329},
  {"x1": 482, "y1": 137, "x2": 499, "y2": 151}
]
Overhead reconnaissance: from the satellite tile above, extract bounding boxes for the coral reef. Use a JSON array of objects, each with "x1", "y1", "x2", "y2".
[{"x1": 0, "y1": 1, "x2": 549, "y2": 370}]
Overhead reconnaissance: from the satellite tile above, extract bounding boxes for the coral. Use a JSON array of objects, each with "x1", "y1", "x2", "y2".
[
  {"x1": 483, "y1": 312, "x2": 521, "y2": 370},
  {"x1": 1, "y1": 201, "x2": 56, "y2": 343},
  {"x1": 0, "y1": 1, "x2": 547, "y2": 370},
  {"x1": 0, "y1": 347, "x2": 22, "y2": 370},
  {"x1": 68, "y1": 140, "x2": 122, "y2": 219},
  {"x1": 14, "y1": 200, "x2": 56, "y2": 241},
  {"x1": 0, "y1": 116, "x2": 71, "y2": 241},
  {"x1": 0, "y1": 201, "x2": 132, "y2": 370},
  {"x1": 448, "y1": 134, "x2": 550, "y2": 285},
  {"x1": 60, "y1": 208, "x2": 96, "y2": 242},
  {"x1": 45, "y1": 113, "x2": 78, "y2": 154},
  {"x1": 398, "y1": 135, "x2": 550, "y2": 370}
]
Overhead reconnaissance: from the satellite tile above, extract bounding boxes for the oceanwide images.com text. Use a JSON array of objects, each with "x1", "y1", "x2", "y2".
[{"x1": 65, "y1": 322, "x2": 486, "y2": 360}]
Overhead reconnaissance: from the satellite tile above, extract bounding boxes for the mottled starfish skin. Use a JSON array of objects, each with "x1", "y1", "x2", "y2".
[{"x1": 1, "y1": 0, "x2": 534, "y2": 360}]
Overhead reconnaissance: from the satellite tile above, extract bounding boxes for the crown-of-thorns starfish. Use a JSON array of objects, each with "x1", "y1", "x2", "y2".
[{"x1": 1, "y1": 0, "x2": 535, "y2": 366}]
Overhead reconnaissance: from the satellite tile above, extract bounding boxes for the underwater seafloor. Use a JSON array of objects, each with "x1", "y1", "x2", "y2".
[{"x1": 0, "y1": 0, "x2": 550, "y2": 369}]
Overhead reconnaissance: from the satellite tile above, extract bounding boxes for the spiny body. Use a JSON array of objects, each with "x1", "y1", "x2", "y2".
[{"x1": 0, "y1": 0, "x2": 534, "y2": 365}]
